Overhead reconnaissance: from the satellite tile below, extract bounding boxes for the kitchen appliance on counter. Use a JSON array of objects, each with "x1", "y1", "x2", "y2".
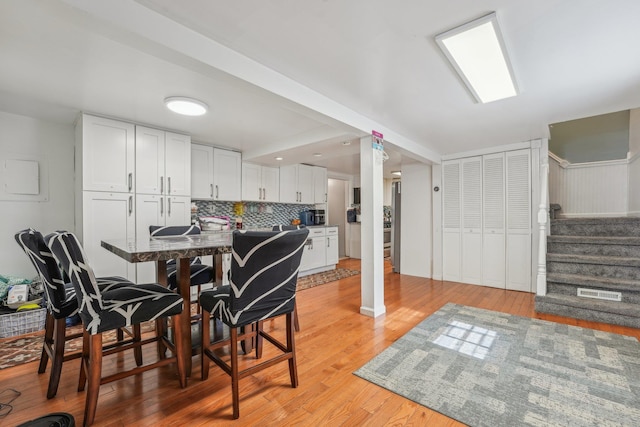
[
  {"x1": 310, "y1": 209, "x2": 325, "y2": 225},
  {"x1": 299, "y1": 210, "x2": 315, "y2": 226},
  {"x1": 346, "y1": 208, "x2": 357, "y2": 223}
]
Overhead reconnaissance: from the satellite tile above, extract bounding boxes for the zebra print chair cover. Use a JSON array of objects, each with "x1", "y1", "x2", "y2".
[
  {"x1": 149, "y1": 225, "x2": 214, "y2": 289},
  {"x1": 46, "y1": 231, "x2": 184, "y2": 334},
  {"x1": 14, "y1": 228, "x2": 133, "y2": 319},
  {"x1": 199, "y1": 228, "x2": 308, "y2": 328},
  {"x1": 271, "y1": 224, "x2": 306, "y2": 231}
]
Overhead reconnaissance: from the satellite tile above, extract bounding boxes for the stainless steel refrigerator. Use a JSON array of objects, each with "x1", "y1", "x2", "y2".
[{"x1": 391, "y1": 181, "x2": 401, "y2": 272}]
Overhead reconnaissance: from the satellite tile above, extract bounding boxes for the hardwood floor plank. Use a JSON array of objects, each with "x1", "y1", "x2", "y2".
[{"x1": 3, "y1": 259, "x2": 639, "y2": 426}]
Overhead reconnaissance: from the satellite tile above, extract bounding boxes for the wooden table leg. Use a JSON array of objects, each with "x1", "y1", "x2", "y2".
[
  {"x1": 156, "y1": 260, "x2": 168, "y2": 359},
  {"x1": 176, "y1": 257, "x2": 192, "y2": 376}
]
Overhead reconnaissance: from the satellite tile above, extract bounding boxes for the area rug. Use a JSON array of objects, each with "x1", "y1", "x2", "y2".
[
  {"x1": 296, "y1": 268, "x2": 359, "y2": 291},
  {"x1": 354, "y1": 303, "x2": 640, "y2": 427}
]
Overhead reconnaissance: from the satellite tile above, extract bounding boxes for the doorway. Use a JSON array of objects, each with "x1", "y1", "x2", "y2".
[{"x1": 328, "y1": 178, "x2": 347, "y2": 258}]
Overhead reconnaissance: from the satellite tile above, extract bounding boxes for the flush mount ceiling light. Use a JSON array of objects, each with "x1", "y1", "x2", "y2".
[
  {"x1": 391, "y1": 171, "x2": 402, "y2": 176},
  {"x1": 435, "y1": 12, "x2": 518, "y2": 104},
  {"x1": 275, "y1": 156, "x2": 283, "y2": 161},
  {"x1": 164, "y1": 96, "x2": 208, "y2": 116}
]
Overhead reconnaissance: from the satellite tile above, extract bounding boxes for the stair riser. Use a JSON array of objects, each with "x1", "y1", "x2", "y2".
[
  {"x1": 547, "y1": 242, "x2": 640, "y2": 258},
  {"x1": 547, "y1": 261, "x2": 640, "y2": 280},
  {"x1": 551, "y1": 222, "x2": 640, "y2": 237},
  {"x1": 535, "y1": 299, "x2": 640, "y2": 328},
  {"x1": 546, "y1": 282, "x2": 640, "y2": 304}
]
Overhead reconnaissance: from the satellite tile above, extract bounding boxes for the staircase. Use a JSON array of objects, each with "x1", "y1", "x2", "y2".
[{"x1": 535, "y1": 217, "x2": 640, "y2": 328}]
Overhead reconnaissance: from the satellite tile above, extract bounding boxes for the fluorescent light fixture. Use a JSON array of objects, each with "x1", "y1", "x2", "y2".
[
  {"x1": 164, "y1": 96, "x2": 208, "y2": 116},
  {"x1": 313, "y1": 153, "x2": 322, "y2": 157},
  {"x1": 391, "y1": 171, "x2": 401, "y2": 176},
  {"x1": 436, "y1": 13, "x2": 517, "y2": 103}
]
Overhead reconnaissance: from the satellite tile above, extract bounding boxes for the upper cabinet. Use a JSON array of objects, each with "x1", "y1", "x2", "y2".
[
  {"x1": 136, "y1": 126, "x2": 190, "y2": 196},
  {"x1": 313, "y1": 166, "x2": 328, "y2": 204},
  {"x1": 79, "y1": 114, "x2": 135, "y2": 193},
  {"x1": 242, "y1": 163, "x2": 279, "y2": 202},
  {"x1": 191, "y1": 143, "x2": 242, "y2": 201},
  {"x1": 280, "y1": 164, "x2": 315, "y2": 204}
]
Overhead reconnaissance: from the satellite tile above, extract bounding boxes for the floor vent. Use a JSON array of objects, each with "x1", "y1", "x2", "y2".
[{"x1": 577, "y1": 288, "x2": 622, "y2": 302}]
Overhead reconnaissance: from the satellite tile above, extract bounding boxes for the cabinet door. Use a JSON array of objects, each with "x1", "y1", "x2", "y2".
[
  {"x1": 326, "y1": 235, "x2": 339, "y2": 265},
  {"x1": 442, "y1": 160, "x2": 461, "y2": 281},
  {"x1": 82, "y1": 191, "x2": 135, "y2": 280},
  {"x1": 313, "y1": 166, "x2": 328, "y2": 203},
  {"x1": 241, "y1": 162, "x2": 261, "y2": 201},
  {"x1": 279, "y1": 165, "x2": 298, "y2": 203},
  {"x1": 298, "y1": 164, "x2": 315, "y2": 204},
  {"x1": 482, "y1": 153, "x2": 506, "y2": 288},
  {"x1": 166, "y1": 195, "x2": 191, "y2": 226},
  {"x1": 165, "y1": 132, "x2": 191, "y2": 196},
  {"x1": 191, "y1": 144, "x2": 214, "y2": 199},
  {"x1": 261, "y1": 166, "x2": 280, "y2": 202},
  {"x1": 461, "y1": 157, "x2": 482, "y2": 285},
  {"x1": 82, "y1": 115, "x2": 135, "y2": 193},
  {"x1": 135, "y1": 194, "x2": 164, "y2": 284},
  {"x1": 213, "y1": 148, "x2": 241, "y2": 201},
  {"x1": 308, "y1": 236, "x2": 326, "y2": 269},
  {"x1": 135, "y1": 126, "x2": 164, "y2": 195}
]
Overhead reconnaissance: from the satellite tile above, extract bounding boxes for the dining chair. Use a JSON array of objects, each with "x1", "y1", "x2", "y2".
[
  {"x1": 14, "y1": 228, "x2": 140, "y2": 399},
  {"x1": 46, "y1": 231, "x2": 187, "y2": 426},
  {"x1": 199, "y1": 228, "x2": 309, "y2": 419},
  {"x1": 272, "y1": 225, "x2": 306, "y2": 331}
]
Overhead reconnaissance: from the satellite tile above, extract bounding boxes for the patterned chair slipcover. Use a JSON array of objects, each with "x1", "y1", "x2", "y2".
[
  {"x1": 149, "y1": 225, "x2": 214, "y2": 289},
  {"x1": 45, "y1": 231, "x2": 186, "y2": 426},
  {"x1": 199, "y1": 228, "x2": 309, "y2": 419},
  {"x1": 14, "y1": 228, "x2": 135, "y2": 399}
]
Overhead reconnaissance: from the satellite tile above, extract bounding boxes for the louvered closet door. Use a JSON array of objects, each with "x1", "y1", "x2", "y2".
[
  {"x1": 506, "y1": 149, "x2": 532, "y2": 292},
  {"x1": 461, "y1": 157, "x2": 483, "y2": 285},
  {"x1": 482, "y1": 153, "x2": 506, "y2": 288},
  {"x1": 442, "y1": 160, "x2": 461, "y2": 281}
]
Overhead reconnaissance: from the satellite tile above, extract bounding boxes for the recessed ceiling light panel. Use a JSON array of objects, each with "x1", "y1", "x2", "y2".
[
  {"x1": 391, "y1": 171, "x2": 402, "y2": 176},
  {"x1": 436, "y1": 13, "x2": 518, "y2": 103},
  {"x1": 164, "y1": 96, "x2": 208, "y2": 116}
]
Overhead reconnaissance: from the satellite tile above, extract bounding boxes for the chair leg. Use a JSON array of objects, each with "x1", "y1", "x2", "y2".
[
  {"x1": 38, "y1": 312, "x2": 54, "y2": 374},
  {"x1": 255, "y1": 321, "x2": 263, "y2": 359},
  {"x1": 78, "y1": 331, "x2": 89, "y2": 392},
  {"x1": 172, "y1": 313, "x2": 187, "y2": 389},
  {"x1": 230, "y1": 326, "x2": 240, "y2": 420},
  {"x1": 84, "y1": 333, "x2": 103, "y2": 427},
  {"x1": 155, "y1": 318, "x2": 167, "y2": 360},
  {"x1": 293, "y1": 302, "x2": 300, "y2": 332},
  {"x1": 200, "y1": 310, "x2": 211, "y2": 381},
  {"x1": 132, "y1": 324, "x2": 143, "y2": 367},
  {"x1": 46, "y1": 318, "x2": 67, "y2": 399},
  {"x1": 287, "y1": 313, "x2": 298, "y2": 388}
]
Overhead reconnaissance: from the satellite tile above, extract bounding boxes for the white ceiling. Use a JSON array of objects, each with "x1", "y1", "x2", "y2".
[{"x1": 1, "y1": 0, "x2": 639, "y2": 179}]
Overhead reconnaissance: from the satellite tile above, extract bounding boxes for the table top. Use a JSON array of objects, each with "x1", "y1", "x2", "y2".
[{"x1": 101, "y1": 233, "x2": 234, "y2": 263}]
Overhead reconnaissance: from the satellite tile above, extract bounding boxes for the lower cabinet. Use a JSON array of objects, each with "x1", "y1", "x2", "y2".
[{"x1": 300, "y1": 226, "x2": 339, "y2": 276}]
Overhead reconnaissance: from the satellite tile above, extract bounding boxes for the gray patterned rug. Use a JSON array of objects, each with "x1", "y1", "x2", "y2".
[{"x1": 354, "y1": 303, "x2": 640, "y2": 427}]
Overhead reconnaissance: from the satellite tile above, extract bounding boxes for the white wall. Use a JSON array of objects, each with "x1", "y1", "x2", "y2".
[
  {"x1": 0, "y1": 112, "x2": 75, "y2": 278},
  {"x1": 629, "y1": 108, "x2": 640, "y2": 216},
  {"x1": 400, "y1": 163, "x2": 432, "y2": 277}
]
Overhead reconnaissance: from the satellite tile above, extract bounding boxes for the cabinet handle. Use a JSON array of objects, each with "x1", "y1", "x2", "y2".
[
  {"x1": 128, "y1": 173, "x2": 133, "y2": 192},
  {"x1": 128, "y1": 196, "x2": 133, "y2": 215},
  {"x1": 327, "y1": 238, "x2": 330, "y2": 248},
  {"x1": 210, "y1": 184, "x2": 214, "y2": 198},
  {"x1": 261, "y1": 188, "x2": 265, "y2": 200},
  {"x1": 160, "y1": 177, "x2": 164, "y2": 194},
  {"x1": 215, "y1": 185, "x2": 219, "y2": 199},
  {"x1": 168, "y1": 177, "x2": 171, "y2": 195},
  {"x1": 160, "y1": 197, "x2": 164, "y2": 215},
  {"x1": 168, "y1": 197, "x2": 171, "y2": 216},
  {"x1": 325, "y1": 193, "x2": 327, "y2": 202}
]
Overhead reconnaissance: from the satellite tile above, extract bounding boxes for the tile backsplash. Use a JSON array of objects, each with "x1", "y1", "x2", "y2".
[{"x1": 193, "y1": 200, "x2": 314, "y2": 228}]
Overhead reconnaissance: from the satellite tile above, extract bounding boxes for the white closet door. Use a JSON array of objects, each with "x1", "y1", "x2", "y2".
[
  {"x1": 461, "y1": 157, "x2": 482, "y2": 285},
  {"x1": 482, "y1": 153, "x2": 506, "y2": 288},
  {"x1": 442, "y1": 160, "x2": 461, "y2": 281},
  {"x1": 506, "y1": 149, "x2": 532, "y2": 292}
]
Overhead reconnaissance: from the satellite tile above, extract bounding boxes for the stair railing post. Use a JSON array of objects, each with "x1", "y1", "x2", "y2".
[{"x1": 536, "y1": 162, "x2": 549, "y2": 296}]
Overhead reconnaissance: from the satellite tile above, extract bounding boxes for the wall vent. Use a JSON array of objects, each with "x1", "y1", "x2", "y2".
[{"x1": 577, "y1": 288, "x2": 622, "y2": 302}]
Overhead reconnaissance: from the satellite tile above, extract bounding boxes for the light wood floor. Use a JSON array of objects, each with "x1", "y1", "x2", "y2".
[{"x1": 3, "y1": 259, "x2": 640, "y2": 426}]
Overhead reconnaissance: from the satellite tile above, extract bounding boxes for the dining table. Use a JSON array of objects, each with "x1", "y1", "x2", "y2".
[{"x1": 101, "y1": 231, "x2": 234, "y2": 375}]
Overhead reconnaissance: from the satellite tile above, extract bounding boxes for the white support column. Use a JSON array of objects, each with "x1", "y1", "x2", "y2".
[{"x1": 360, "y1": 136, "x2": 386, "y2": 318}]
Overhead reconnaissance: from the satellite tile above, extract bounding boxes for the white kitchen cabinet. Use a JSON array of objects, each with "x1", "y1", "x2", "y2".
[
  {"x1": 313, "y1": 166, "x2": 328, "y2": 204},
  {"x1": 242, "y1": 162, "x2": 279, "y2": 202},
  {"x1": 135, "y1": 194, "x2": 191, "y2": 283},
  {"x1": 301, "y1": 228, "x2": 326, "y2": 271},
  {"x1": 79, "y1": 114, "x2": 135, "y2": 193},
  {"x1": 136, "y1": 126, "x2": 190, "y2": 196},
  {"x1": 190, "y1": 144, "x2": 241, "y2": 201},
  {"x1": 325, "y1": 226, "x2": 339, "y2": 265},
  {"x1": 279, "y1": 164, "x2": 314, "y2": 204},
  {"x1": 81, "y1": 191, "x2": 136, "y2": 280}
]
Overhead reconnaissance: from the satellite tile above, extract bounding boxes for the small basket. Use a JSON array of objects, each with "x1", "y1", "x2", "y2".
[{"x1": 0, "y1": 308, "x2": 47, "y2": 338}]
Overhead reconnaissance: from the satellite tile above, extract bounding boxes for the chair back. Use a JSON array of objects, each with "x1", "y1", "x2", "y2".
[
  {"x1": 228, "y1": 228, "x2": 308, "y2": 326},
  {"x1": 149, "y1": 225, "x2": 201, "y2": 237},
  {"x1": 271, "y1": 225, "x2": 306, "y2": 231},
  {"x1": 14, "y1": 228, "x2": 68, "y2": 315},
  {"x1": 46, "y1": 231, "x2": 104, "y2": 332}
]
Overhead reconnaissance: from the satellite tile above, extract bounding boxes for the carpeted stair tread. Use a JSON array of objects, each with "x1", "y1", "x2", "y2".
[
  {"x1": 547, "y1": 273, "x2": 640, "y2": 292},
  {"x1": 550, "y1": 217, "x2": 640, "y2": 237},
  {"x1": 548, "y1": 235, "x2": 640, "y2": 245},
  {"x1": 535, "y1": 293, "x2": 640, "y2": 317},
  {"x1": 547, "y1": 253, "x2": 640, "y2": 267}
]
